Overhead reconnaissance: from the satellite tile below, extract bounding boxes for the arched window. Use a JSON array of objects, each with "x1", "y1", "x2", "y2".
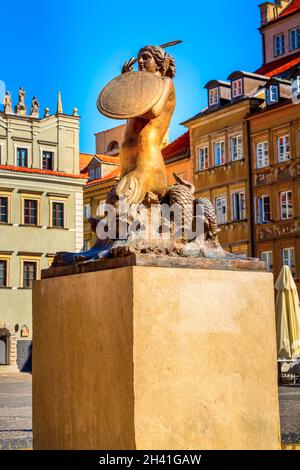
[
  {"x1": 21, "y1": 325, "x2": 29, "y2": 338},
  {"x1": 107, "y1": 141, "x2": 119, "y2": 152}
]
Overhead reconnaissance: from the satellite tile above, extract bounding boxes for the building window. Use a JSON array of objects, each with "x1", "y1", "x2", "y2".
[
  {"x1": 231, "y1": 136, "x2": 243, "y2": 161},
  {"x1": 83, "y1": 204, "x2": 91, "y2": 219},
  {"x1": 261, "y1": 251, "x2": 273, "y2": 272},
  {"x1": 214, "y1": 141, "x2": 225, "y2": 166},
  {"x1": 89, "y1": 166, "x2": 101, "y2": 181},
  {"x1": 232, "y1": 191, "x2": 246, "y2": 221},
  {"x1": 17, "y1": 148, "x2": 28, "y2": 167},
  {"x1": 274, "y1": 34, "x2": 285, "y2": 57},
  {"x1": 107, "y1": 141, "x2": 119, "y2": 152},
  {"x1": 209, "y1": 88, "x2": 219, "y2": 106},
  {"x1": 197, "y1": 147, "x2": 208, "y2": 171},
  {"x1": 282, "y1": 248, "x2": 296, "y2": 278},
  {"x1": 232, "y1": 79, "x2": 243, "y2": 98},
  {"x1": 0, "y1": 260, "x2": 7, "y2": 287},
  {"x1": 280, "y1": 191, "x2": 293, "y2": 220},
  {"x1": 256, "y1": 142, "x2": 269, "y2": 168},
  {"x1": 52, "y1": 202, "x2": 64, "y2": 228},
  {"x1": 0, "y1": 197, "x2": 8, "y2": 223},
  {"x1": 267, "y1": 85, "x2": 279, "y2": 104},
  {"x1": 289, "y1": 28, "x2": 300, "y2": 51},
  {"x1": 256, "y1": 195, "x2": 271, "y2": 224},
  {"x1": 23, "y1": 261, "x2": 37, "y2": 288},
  {"x1": 21, "y1": 325, "x2": 29, "y2": 338},
  {"x1": 24, "y1": 199, "x2": 38, "y2": 225},
  {"x1": 215, "y1": 196, "x2": 227, "y2": 225},
  {"x1": 277, "y1": 135, "x2": 290, "y2": 162},
  {"x1": 42, "y1": 151, "x2": 54, "y2": 170}
]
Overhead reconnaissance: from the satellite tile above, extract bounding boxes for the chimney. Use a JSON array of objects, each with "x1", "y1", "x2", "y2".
[
  {"x1": 259, "y1": 2, "x2": 277, "y2": 26},
  {"x1": 259, "y1": 0, "x2": 291, "y2": 26}
]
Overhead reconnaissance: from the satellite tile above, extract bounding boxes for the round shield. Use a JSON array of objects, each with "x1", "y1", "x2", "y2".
[{"x1": 97, "y1": 71, "x2": 165, "y2": 119}]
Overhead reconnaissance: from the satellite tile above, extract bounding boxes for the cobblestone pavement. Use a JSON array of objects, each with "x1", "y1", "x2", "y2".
[
  {"x1": 0, "y1": 374, "x2": 32, "y2": 450},
  {"x1": 279, "y1": 386, "x2": 300, "y2": 444},
  {"x1": 0, "y1": 374, "x2": 299, "y2": 449}
]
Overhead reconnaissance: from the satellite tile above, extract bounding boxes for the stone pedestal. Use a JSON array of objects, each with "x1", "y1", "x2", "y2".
[{"x1": 33, "y1": 257, "x2": 281, "y2": 450}]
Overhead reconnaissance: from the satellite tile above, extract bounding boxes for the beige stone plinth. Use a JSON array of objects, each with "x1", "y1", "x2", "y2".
[{"x1": 33, "y1": 266, "x2": 281, "y2": 450}]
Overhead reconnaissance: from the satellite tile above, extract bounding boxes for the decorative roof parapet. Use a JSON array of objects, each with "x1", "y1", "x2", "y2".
[
  {"x1": 56, "y1": 91, "x2": 63, "y2": 114},
  {"x1": 1, "y1": 86, "x2": 77, "y2": 119}
]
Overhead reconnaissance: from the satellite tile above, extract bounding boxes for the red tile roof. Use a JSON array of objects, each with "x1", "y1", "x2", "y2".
[
  {"x1": 0, "y1": 165, "x2": 86, "y2": 179},
  {"x1": 255, "y1": 51, "x2": 300, "y2": 77},
  {"x1": 97, "y1": 154, "x2": 120, "y2": 164},
  {"x1": 279, "y1": 0, "x2": 300, "y2": 18},
  {"x1": 79, "y1": 153, "x2": 94, "y2": 171},
  {"x1": 162, "y1": 131, "x2": 190, "y2": 162},
  {"x1": 85, "y1": 167, "x2": 120, "y2": 187}
]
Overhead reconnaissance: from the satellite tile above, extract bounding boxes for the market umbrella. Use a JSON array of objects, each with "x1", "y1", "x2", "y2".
[{"x1": 275, "y1": 265, "x2": 300, "y2": 359}]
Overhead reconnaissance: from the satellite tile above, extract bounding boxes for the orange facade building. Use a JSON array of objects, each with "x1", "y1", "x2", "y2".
[
  {"x1": 182, "y1": 0, "x2": 300, "y2": 291},
  {"x1": 182, "y1": 74, "x2": 266, "y2": 256},
  {"x1": 248, "y1": 78, "x2": 300, "y2": 292}
]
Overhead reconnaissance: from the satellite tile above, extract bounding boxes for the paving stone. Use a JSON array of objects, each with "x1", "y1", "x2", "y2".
[
  {"x1": 0, "y1": 374, "x2": 33, "y2": 450},
  {"x1": 0, "y1": 375, "x2": 299, "y2": 448},
  {"x1": 0, "y1": 437, "x2": 32, "y2": 450},
  {"x1": 279, "y1": 386, "x2": 300, "y2": 443}
]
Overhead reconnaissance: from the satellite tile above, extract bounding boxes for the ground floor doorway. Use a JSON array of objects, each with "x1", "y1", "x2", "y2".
[
  {"x1": 0, "y1": 335, "x2": 8, "y2": 364},
  {"x1": 0, "y1": 323, "x2": 18, "y2": 370}
]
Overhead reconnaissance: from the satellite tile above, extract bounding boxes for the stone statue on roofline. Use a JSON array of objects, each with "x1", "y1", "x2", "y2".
[
  {"x1": 30, "y1": 96, "x2": 39, "y2": 117},
  {"x1": 15, "y1": 86, "x2": 26, "y2": 115},
  {"x1": 52, "y1": 41, "x2": 255, "y2": 267},
  {"x1": 3, "y1": 91, "x2": 13, "y2": 114}
]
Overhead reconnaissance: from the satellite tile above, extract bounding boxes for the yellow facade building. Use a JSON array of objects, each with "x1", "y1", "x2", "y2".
[
  {"x1": 182, "y1": 73, "x2": 267, "y2": 256},
  {"x1": 248, "y1": 76, "x2": 300, "y2": 293},
  {"x1": 0, "y1": 90, "x2": 85, "y2": 370}
]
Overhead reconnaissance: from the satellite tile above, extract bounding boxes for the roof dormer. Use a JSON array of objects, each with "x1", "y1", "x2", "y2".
[
  {"x1": 204, "y1": 80, "x2": 231, "y2": 110},
  {"x1": 86, "y1": 156, "x2": 102, "y2": 181},
  {"x1": 265, "y1": 77, "x2": 291, "y2": 105},
  {"x1": 227, "y1": 71, "x2": 269, "y2": 101}
]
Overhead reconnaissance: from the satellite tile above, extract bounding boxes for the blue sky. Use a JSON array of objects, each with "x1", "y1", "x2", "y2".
[{"x1": 1, "y1": 0, "x2": 263, "y2": 153}]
